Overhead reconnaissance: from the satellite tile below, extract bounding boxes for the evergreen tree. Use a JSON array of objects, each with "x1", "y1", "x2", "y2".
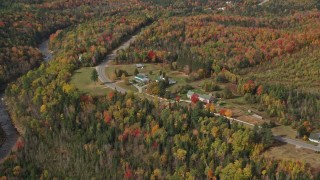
[
  {"x1": 134, "y1": 68, "x2": 139, "y2": 76},
  {"x1": 91, "y1": 69, "x2": 98, "y2": 84}
]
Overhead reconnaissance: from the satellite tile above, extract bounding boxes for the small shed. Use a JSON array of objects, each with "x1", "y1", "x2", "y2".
[
  {"x1": 187, "y1": 90, "x2": 214, "y2": 104},
  {"x1": 309, "y1": 132, "x2": 320, "y2": 143},
  {"x1": 136, "y1": 64, "x2": 145, "y2": 69},
  {"x1": 252, "y1": 114, "x2": 263, "y2": 120},
  {"x1": 134, "y1": 74, "x2": 150, "y2": 84}
]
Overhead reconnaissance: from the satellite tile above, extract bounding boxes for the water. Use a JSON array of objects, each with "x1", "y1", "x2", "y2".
[
  {"x1": 38, "y1": 39, "x2": 53, "y2": 62},
  {"x1": 0, "y1": 94, "x2": 18, "y2": 160},
  {"x1": 0, "y1": 38, "x2": 52, "y2": 160}
]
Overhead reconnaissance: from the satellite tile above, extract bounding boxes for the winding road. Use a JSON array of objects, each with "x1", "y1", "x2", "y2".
[
  {"x1": 1, "y1": 20, "x2": 318, "y2": 162},
  {"x1": 96, "y1": 35, "x2": 139, "y2": 94},
  {"x1": 96, "y1": 32, "x2": 320, "y2": 152}
]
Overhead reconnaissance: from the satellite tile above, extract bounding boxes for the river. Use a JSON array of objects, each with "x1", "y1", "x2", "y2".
[
  {"x1": 38, "y1": 39, "x2": 53, "y2": 62},
  {"x1": 0, "y1": 94, "x2": 19, "y2": 160},
  {"x1": 0, "y1": 39, "x2": 52, "y2": 160}
]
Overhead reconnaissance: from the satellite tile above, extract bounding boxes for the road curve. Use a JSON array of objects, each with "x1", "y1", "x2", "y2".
[
  {"x1": 0, "y1": 94, "x2": 19, "y2": 160},
  {"x1": 96, "y1": 35, "x2": 139, "y2": 94},
  {"x1": 96, "y1": 29, "x2": 320, "y2": 152}
]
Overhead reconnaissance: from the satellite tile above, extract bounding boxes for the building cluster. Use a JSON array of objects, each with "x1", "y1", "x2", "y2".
[{"x1": 133, "y1": 64, "x2": 177, "y2": 86}]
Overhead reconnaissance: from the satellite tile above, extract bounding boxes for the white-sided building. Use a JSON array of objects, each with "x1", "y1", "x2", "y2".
[
  {"x1": 309, "y1": 132, "x2": 320, "y2": 143},
  {"x1": 134, "y1": 74, "x2": 150, "y2": 84},
  {"x1": 187, "y1": 90, "x2": 214, "y2": 104}
]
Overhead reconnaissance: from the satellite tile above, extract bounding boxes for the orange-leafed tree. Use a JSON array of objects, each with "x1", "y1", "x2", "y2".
[
  {"x1": 103, "y1": 111, "x2": 112, "y2": 124},
  {"x1": 108, "y1": 92, "x2": 114, "y2": 100},
  {"x1": 219, "y1": 109, "x2": 226, "y2": 116},
  {"x1": 225, "y1": 109, "x2": 233, "y2": 118},
  {"x1": 256, "y1": 85, "x2": 263, "y2": 96}
]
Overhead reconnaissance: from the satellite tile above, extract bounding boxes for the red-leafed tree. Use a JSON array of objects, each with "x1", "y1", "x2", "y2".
[
  {"x1": 256, "y1": 85, "x2": 263, "y2": 96},
  {"x1": 108, "y1": 92, "x2": 114, "y2": 100},
  {"x1": 121, "y1": 17, "x2": 126, "y2": 23},
  {"x1": 16, "y1": 140, "x2": 24, "y2": 150},
  {"x1": 147, "y1": 50, "x2": 156, "y2": 61},
  {"x1": 219, "y1": 109, "x2": 226, "y2": 116},
  {"x1": 103, "y1": 111, "x2": 112, "y2": 124},
  {"x1": 131, "y1": 129, "x2": 141, "y2": 137},
  {"x1": 0, "y1": 21, "x2": 5, "y2": 27},
  {"x1": 191, "y1": 93, "x2": 199, "y2": 104},
  {"x1": 175, "y1": 95, "x2": 181, "y2": 102},
  {"x1": 152, "y1": 141, "x2": 159, "y2": 149},
  {"x1": 124, "y1": 165, "x2": 133, "y2": 179}
]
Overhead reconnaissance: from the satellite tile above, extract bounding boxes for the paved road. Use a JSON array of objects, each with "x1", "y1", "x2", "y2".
[
  {"x1": 274, "y1": 135, "x2": 320, "y2": 151},
  {"x1": 95, "y1": 28, "x2": 320, "y2": 152},
  {"x1": 0, "y1": 94, "x2": 19, "y2": 160},
  {"x1": 213, "y1": 112, "x2": 320, "y2": 151},
  {"x1": 258, "y1": 0, "x2": 269, "y2": 5},
  {"x1": 96, "y1": 35, "x2": 139, "y2": 94}
]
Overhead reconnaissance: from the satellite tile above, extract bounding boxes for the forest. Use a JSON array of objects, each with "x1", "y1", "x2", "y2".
[
  {"x1": 0, "y1": 0, "x2": 149, "y2": 88},
  {"x1": 1, "y1": 0, "x2": 320, "y2": 179},
  {"x1": 115, "y1": 11, "x2": 320, "y2": 128}
]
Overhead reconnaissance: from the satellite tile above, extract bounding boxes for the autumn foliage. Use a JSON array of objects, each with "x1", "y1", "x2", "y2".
[
  {"x1": 103, "y1": 111, "x2": 112, "y2": 124},
  {"x1": 191, "y1": 93, "x2": 199, "y2": 104}
]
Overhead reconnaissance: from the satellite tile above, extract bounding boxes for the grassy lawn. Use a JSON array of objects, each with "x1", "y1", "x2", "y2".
[
  {"x1": 117, "y1": 81, "x2": 138, "y2": 92},
  {"x1": 106, "y1": 63, "x2": 190, "y2": 93},
  {"x1": 105, "y1": 63, "x2": 165, "y2": 79},
  {"x1": 271, "y1": 125, "x2": 297, "y2": 139},
  {"x1": 106, "y1": 63, "x2": 189, "y2": 81},
  {"x1": 271, "y1": 125, "x2": 320, "y2": 145},
  {"x1": 71, "y1": 67, "x2": 111, "y2": 96}
]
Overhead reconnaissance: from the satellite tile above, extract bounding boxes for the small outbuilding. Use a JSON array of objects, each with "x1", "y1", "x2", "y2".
[
  {"x1": 136, "y1": 64, "x2": 145, "y2": 69},
  {"x1": 134, "y1": 73, "x2": 150, "y2": 84},
  {"x1": 309, "y1": 132, "x2": 320, "y2": 143},
  {"x1": 156, "y1": 75, "x2": 177, "y2": 85},
  {"x1": 187, "y1": 90, "x2": 214, "y2": 104}
]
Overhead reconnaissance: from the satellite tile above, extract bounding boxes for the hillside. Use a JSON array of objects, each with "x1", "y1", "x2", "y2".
[{"x1": 0, "y1": 0, "x2": 320, "y2": 179}]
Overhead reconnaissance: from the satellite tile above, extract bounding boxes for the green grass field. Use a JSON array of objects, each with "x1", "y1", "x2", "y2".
[
  {"x1": 105, "y1": 63, "x2": 164, "y2": 79},
  {"x1": 117, "y1": 81, "x2": 138, "y2": 92},
  {"x1": 71, "y1": 67, "x2": 111, "y2": 96},
  {"x1": 271, "y1": 125, "x2": 297, "y2": 139}
]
